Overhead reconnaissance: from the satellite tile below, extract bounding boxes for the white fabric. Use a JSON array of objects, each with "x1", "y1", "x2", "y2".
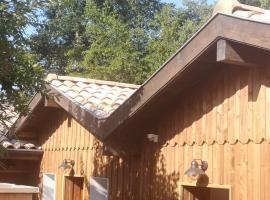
[
  {"x1": 42, "y1": 173, "x2": 56, "y2": 200},
  {"x1": 90, "y1": 177, "x2": 109, "y2": 200}
]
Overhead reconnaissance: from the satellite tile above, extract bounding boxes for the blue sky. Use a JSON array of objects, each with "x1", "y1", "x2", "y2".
[{"x1": 161, "y1": 0, "x2": 216, "y2": 7}]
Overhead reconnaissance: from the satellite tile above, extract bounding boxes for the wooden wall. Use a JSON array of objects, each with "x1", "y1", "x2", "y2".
[
  {"x1": 141, "y1": 65, "x2": 270, "y2": 200},
  {"x1": 36, "y1": 65, "x2": 270, "y2": 200},
  {"x1": 38, "y1": 109, "x2": 141, "y2": 200},
  {"x1": 0, "y1": 194, "x2": 33, "y2": 200}
]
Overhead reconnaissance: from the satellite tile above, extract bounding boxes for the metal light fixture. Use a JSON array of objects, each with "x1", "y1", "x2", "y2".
[
  {"x1": 58, "y1": 159, "x2": 75, "y2": 171},
  {"x1": 147, "y1": 134, "x2": 159, "y2": 143},
  {"x1": 184, "y1": 159, "x2": 208, "y2": 180}
]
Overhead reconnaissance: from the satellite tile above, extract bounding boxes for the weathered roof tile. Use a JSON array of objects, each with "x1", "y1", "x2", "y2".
[
  {"x1": 0, "y1": 106, "x2": 18, "y2": 135},
  {"x1": 47, "y1": 74, "x2": 139, "y2": 118}
]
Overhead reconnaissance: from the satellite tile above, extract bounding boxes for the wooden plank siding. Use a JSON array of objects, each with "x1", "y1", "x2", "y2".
[
  {"x1": 35, "y1": 65, "x2": 270, "y2": 200},
  {"x1": 38, "y1": 110, "x2": 140, "y2": 200},
  {"x1": 0, "y1": 194, "x2": 33, "y2": 200}
]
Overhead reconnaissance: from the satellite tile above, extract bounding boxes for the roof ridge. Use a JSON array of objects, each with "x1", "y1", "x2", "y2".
[{"x1": 46, "y1": 73, "x2": 140, "y2": 89}]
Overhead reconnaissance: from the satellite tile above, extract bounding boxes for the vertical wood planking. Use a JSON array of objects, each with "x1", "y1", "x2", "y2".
[
  {"x1": 205, "y1": 79, "x2": 214, "y2": 145},
  {"x1": 253, "y1": 68, "x2": 266, "y2": 143},
  {"x1": 235, "y1": 69, "x2": 241, "y2": 142},
  {"x1": 178, "y1": 145, "x2": 184, "y2": 183},
  {"x1": 194, "y1": 88, "x2": 203, "y2": 145},
  {"x1": 38, "y1": 65, "x2": 270, "y2": 200},
  {"x1": 254, "y1": 143, "x2": 261, "y2": 200},
  {"x1": 223, "y1": 67, "x2": 229, "y2": 143},
  {"x1": 240, "y1": 69, "x2": 251, "y2": 143},
  {"x1": 216, "y1": 69, "x2": 225, "y2": 144},
  {"x1": 266, "y1": 66, "x2": 270, "y2": 142},
  {"x1": 207, "y1": 144, "x2": 213, "y2": 184},
  {"x1": 228, "y1": 68, "x2": 237, "y2": 144}
]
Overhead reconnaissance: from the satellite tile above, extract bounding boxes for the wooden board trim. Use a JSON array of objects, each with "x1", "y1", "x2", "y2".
[
  {"x1": 179, "y1": 182, "x2": 232, "y2": 200},
  {"x1": 12, "y1": 85, "x2": 103, "y2": 140},
  {"x1": 46, "y1": 85, "x2": 103, "y2": 140},
  {"x1": 4, "y1": 149, "x2": 43, "y2": 160},
  {"x1": 217, "y1": 39, "x2": 270, "y2": 67},
  {"x1": 9, "y1": 93, "x2": 43, "y2": 135},
  {"x1": 62, "y1": 175, "x2": 84, "y2": 200}
]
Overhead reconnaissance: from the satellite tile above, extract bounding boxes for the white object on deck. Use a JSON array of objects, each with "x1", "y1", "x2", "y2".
[
  {"x1": 42, "y1": 173, "x2": 56, "y2": 200},
  {"x1": 90, "y1": 177, "x2": 109, "y2": 200}
]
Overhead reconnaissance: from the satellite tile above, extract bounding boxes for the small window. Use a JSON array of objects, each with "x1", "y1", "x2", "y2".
[
  {"x1": 90, "y1": 177, "x2": 109, "y2": 200},
  {"x1": 42, "y1": 173, "x2": 56, "y2": 200}
]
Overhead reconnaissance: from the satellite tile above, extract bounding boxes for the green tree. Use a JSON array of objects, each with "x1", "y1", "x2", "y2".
[
  {"x1": 72, "y1": 2, "x2": 142, "y2": 83},
  {"x1": 31, "y1": 0, "x2": 164, "y2": 75},
  {"x1": 0, "y1": 0, "x2": 45, "y2": 128},
  {"x1": 31, "y1": 0, "x2": 87, "y2": 73},
  {"x1": 145, "y1": 0, "x2": 212, "y2": 76},
  {"x1": 31, "y1": 0, "x2": 166, "y2": 83},
  {"x1": 32, "y1": 0, "x2": 212, "y2": 84},
  {"x1": 239, "y1": 0, "x2": 270, "y2": 8}
]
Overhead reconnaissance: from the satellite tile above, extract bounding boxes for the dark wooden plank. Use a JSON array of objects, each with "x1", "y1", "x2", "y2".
[
  {"x1": 4, "y1": 149, "x2": 43, "y2": 161},
  {"x1": 46, "y1": 85, "x2": 103, "y2": 139},
  {"x1": 217, "y1": 39, "x2": 270, "y2": 67},
  {"x1": 64, "y1": 177, "x2": 73, "y2": 200},
  {"x1": 10, "y1": 93, "x2": 43, "y2": 134},
  {"x1": 44, "y1": 98, "x2": 61, "y2": 108}
]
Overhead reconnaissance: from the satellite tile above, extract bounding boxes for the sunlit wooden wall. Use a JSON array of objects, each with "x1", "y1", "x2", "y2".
[
  {"x1": 38, "y1": 109, "x2": 141, "y2": 200},
  {"x1": 38, "y1": 65, "x2": 270, "y2": 200},
  {"x1": 146, "y1": 65, "x2": 270, "y2": 200}
]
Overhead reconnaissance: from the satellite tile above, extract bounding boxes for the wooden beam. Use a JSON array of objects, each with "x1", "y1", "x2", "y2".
[
  {"x1": 4, "y1": 149, "x2": 43, "y2": 161},
  {"x1": 217, "y1": 39, "x2": 270, "y2": 67},
  {"x1": 101, "y1": 145, "x2": 118, "y2": 156},
  {"x1": 44, "y1": 98, "x2": 60, "y2": 108},
  {"x1": 17, "y1": 131, "x2": 36, "y2": 139},
  {"x1": 9, "y1": 94, "x2": 43, "y2": 135},
  {"x1": 46, "y1": 85, "x2": 103, "y2": 140}
]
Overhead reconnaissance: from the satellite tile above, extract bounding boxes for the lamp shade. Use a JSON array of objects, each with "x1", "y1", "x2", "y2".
[
  {"x1": 58, "y1": 160, "x2": 70, "y2": 170},
  {"x1": 58, "y1": 159, "x2": 75, "y2": 171},
  {"x1": 184, "y1": 160, "x2": 205, "y2": 179}
]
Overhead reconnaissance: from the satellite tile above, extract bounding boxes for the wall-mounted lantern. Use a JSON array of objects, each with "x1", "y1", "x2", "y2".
[
  {"x1": 58, "y1": 159, "x2": 75, "y2": 171},
  {"x1": 184, "y1": 159, "x2": 208, "y2": 180},
  {"x1": 147, "y1": 134, "x2": 159, "y2": 143}
]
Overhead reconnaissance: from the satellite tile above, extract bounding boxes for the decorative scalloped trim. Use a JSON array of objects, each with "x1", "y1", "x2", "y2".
[{"x1": 164, "y1": 138, "x2": 269, "y2": 147}]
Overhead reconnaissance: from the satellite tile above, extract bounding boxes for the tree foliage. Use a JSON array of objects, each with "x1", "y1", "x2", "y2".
[
  {"x1": 31, "y1": 0, "x2": 87, "y2": 73},
  {"x1": 32, "y1": 0, "x2": 212, "y2": 84},
  {"x1": 4, "y1": 0, "x2": 270, "y2": 129},
  {"x1": 145, "y1": 0, "x2": 211, "y2": 77},
  {"x1": 0, "y1": 0, "x2": 46, "y2": 128},
  {"x1": 239, "y1": 0, "x2": 270, "y2": 8}
]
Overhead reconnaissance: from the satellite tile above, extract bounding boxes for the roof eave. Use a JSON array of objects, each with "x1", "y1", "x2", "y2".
[
  {"x1": 101, "y1": 13, "x2": 270, "y2": 139},
  {"x1": 9, "y1": 93, "x2": 43, "y2": 135},
  {"x1": 11, "y1": 84, "x2": 105, "y2": 140},
  {"x1": 46, "y1": 84, "x2": 104, "y2": 139},
  {"x1": 4, "y1": 149, "x2": 44, "y2": 161}
]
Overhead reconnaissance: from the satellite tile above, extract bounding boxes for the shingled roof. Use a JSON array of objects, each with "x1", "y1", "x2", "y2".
[
  {"x1": 46, "y1": 74, "x2": 139, "y2": 118},
  {"x1": 0, "y1": 105, "x2": 18, "y2": 135},
  {"x1": 7, "y1": 74, "x2": 140, "y2": 141},
  {"x1": 10, "y1": 11, "x2": 270, "y2": 150}
]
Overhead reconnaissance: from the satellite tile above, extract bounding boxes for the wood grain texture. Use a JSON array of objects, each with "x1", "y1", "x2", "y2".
[
  {"x1": 34, "y1": 61, "x2": 270, "y2": 200},
  {"x1": 0, "y1": 194, "x2": 33, "y2": 200}
]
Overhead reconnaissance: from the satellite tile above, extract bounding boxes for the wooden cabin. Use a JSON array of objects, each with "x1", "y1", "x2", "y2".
[{"x1": 5, "y1": 12, "x2": 270, "y2": 200}]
